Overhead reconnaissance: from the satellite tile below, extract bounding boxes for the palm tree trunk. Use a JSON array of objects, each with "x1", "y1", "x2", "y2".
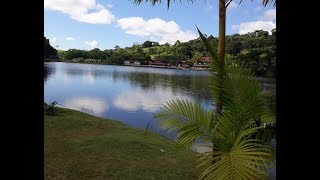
[
  {"x1": 215, "y1": 0, "x2": 226, "y2": 117},
  {"x1": 213, "y1": 0, "x2": 226, "y2": 165}
]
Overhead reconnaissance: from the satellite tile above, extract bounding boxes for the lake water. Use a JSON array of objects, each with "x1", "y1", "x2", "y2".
[
  {"x1": 44, "y1": 62, "x2": 276, "y2": 139},
  {"x1": 44, "y1": 62, "x2": 276, "y2": 179}
]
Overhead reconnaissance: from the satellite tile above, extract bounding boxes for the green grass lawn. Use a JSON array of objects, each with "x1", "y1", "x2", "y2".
[{"x1": 45, "y1": 108, "x2": 200, "y2": 179}]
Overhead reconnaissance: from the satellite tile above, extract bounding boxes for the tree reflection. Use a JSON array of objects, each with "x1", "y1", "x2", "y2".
[
  {"x1": 62, "y1": 65, "x2": 275, "y2": 114},
  {"x1": 44, "y1": 63, "x2": 55, "y2": 82}
]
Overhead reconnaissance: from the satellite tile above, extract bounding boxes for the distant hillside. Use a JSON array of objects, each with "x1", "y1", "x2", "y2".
[
  {"x1": 57, "y1": 29, "x2": 276, "y2": 77},
  {"x1": 44, "y1": 36, "x2": 58, "y2": 60}
]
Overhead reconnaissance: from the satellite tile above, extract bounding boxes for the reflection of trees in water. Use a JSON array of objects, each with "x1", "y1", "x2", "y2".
[
  {"x1": 63, "y1": 65, "x2": 275, "y2": 113},
  {"x1": 64, "y1": 66, "x2": 213, "y2": 103},
  {"x1": 65, "y1": 67, "x2": 111, "y2": 77},
  {"x1": 64, "y1": 67, "x2": 85, "y2": 76},
  {"x1": 44, "y1": 63, "x2": 56, "y2": 81},
  {"x1": 257, "y1": 77, "x2": 276, "y2": 114},
  {"x1": 111, "y1": 71, "x2": 213, "y2": 103}
]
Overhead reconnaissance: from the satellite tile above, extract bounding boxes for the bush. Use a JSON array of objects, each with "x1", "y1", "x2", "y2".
[
  {"x1": 44, "y1": 101, "x2": 59, "y2": 116},
  {"x1": 185, "y1": 60, "x2": 194, "y2": 67}
]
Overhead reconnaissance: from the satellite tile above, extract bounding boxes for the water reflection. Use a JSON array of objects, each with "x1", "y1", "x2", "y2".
[
  {"x1": 83, "y1": 72, "x2": 96, "y2": 84},
  {"x1": 112, "y1": 71, "x2": 212, "y2": 103},
  {"x1": 64, "y1": 97, "x2": 108, "y2": 116},
  {"x1": 44, "y1": 63, "x2": 55, "y2": 82},
  {"x1": 113, "y1": 86, "x2": 192, "y2": 112},
  {"x1": 63, "y1": 64, "x2": 213, "y2": 104},
  {"x1": 44, "y1": 62, "x2": 276, "y2": 136}
]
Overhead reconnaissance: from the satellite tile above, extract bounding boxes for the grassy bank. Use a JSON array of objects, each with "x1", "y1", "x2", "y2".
[{"x1": 45, "y1": 108, "x2": 200, "y2": 179}]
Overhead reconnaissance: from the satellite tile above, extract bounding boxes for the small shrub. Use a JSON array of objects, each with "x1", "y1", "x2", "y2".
[{"x1": 44, "y1": 101, "x2": 59, "y2": 116}]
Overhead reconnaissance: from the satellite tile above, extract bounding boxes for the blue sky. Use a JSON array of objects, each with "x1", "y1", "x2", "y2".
[{"x1": 44, "y1": 0, "x2": 276, "y2": 50}]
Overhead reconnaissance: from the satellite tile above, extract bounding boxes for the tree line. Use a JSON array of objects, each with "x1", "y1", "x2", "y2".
[{"x1": 45, "y1": 29, "x2": 275, "y2": 77}]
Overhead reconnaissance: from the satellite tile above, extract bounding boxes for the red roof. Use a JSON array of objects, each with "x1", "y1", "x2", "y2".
[
  {"x1": 149, "y1": 60, "x2": 169, "y2": 66},
  {"x1": 182, "y1": 64, "x2": 190, "y2": 68},
  {"x1": 198, "y1": 57, "x2": 211, "y2": 63}
]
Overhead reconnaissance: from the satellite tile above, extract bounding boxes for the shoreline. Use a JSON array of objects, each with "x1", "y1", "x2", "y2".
[
  {"x1": 45, "y1": 61, "x2": 276, "y2": 78},
  {"x1": 56, "y1": 104, "x2": 212, "y2": 153},
  {"x1": 45, "y1": 60, "x2": 210, "y2": 71}
]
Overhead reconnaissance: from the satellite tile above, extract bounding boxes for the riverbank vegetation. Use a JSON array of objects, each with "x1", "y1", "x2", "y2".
[
  {"x1": 44, "y1": 28, "x2": 275, "y2": 77},
  {"x1": 45, "y1": 107, "x2": 200, "y2": 179}
]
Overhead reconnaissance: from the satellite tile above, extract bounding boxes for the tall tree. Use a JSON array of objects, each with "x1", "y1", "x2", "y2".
[
  {"x1": 142, "y1": 40, "x2": 153, "y2": 48},
  {"x1": 44, "y1": 36, "x2": 58, "y2": 59}
]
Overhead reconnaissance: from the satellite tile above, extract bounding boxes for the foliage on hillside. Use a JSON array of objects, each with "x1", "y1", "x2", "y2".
[{"x1": 57, "y1": 29, "x2": 276, "y2": 77}]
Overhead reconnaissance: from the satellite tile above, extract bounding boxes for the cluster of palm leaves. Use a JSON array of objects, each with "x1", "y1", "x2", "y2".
[{"x1": 154, "y1": 29, "x2": 276, "y2": 179}]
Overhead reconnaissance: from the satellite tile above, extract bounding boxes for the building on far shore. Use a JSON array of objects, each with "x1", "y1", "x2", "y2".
[
  {"x1": 124, "y1": 60, "x2": 130, "y2": 65},
  {"x1": 197, "y1": 57, "x2": 211, "y2": 64},
  {"x1": 149, "y1": 60, "x2": 169, "y2": 67},
  {"x1": 181, "y1": 64, "x2": 190, "y2": 68},
  {"x1": 193, "y1": 57, "x2": 211, "y2": 69},
  {"x1": 124, "y1": 60, "x2": 141, "y2": 66}
]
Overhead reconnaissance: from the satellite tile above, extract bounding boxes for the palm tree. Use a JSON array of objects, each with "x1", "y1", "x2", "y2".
[
  {"x1": 155, "y1": 30, "x2": 275, "y2": 179},
  {"x1": 132, "y1": 0, "x2": 276, "y2": 179},
  {"x1": 133, "y1": 0, "x2": 276, "y2": 119}
]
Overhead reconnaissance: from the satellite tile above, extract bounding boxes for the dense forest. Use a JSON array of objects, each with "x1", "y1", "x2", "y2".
[
  {"x1": 51, "y1": 29, "x2": 275, "y2": 77},
  {"x1": 44, "y1": 37, "x2": 58, "y2": 59}
]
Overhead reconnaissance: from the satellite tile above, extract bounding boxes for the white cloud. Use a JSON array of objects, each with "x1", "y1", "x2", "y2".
[
  {"x1": 50, "y1": 37, "x2": 57, "y2": 44},
  {"x1": 64, "y1": 97, "x2": 108, "y2": 115},
  {"x1": 57, "y1": 47, "x2": 68, "y2": 51},
  {"x1": 85, "y1": 40, "x2": 98, "y2": 49},
  {"x1": 117, "y1": 17, "x2": 197, "y2": 44},
  {"x1": 83, "y1": 72, "x2": 95, "y2": 84},
  {"x1": 66, "y1": 37, "x2": 75, "y2": 41},
  {"x1": 107, "y1": 4, "x2": 114, "y2": 8},
  {"x1": 259, "y1": 9, "x2": 276, "y2": 21},
  {"x1": 149, "y1": 36, "x2": 158, "y2": 42},
  {"x1": 232, "y1": 21, "x2": 276, "y2": 34},
  {"x1": 44, "y1": 0, "x2": 115, "y2": 24},
  {"x1": 232, "y1": 8, "x2": 276, "y2": 35}
]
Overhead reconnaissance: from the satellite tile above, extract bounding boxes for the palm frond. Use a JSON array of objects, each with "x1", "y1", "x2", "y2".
[
  {"x1": 198, "y1": 128, "x2": 272, "y2": 180},
  {"x1": 154, "y1": 28, "x2": 275, "y2": 179},
  {"x1": 211, "y1": 65, "x2": 275, "y2": 152},
  {"x1": 155, "y1": 99, "x2": 214, "y2": 147},
  {"x1": 197, "y1": 27, "x2": 226, "y2": 112},
  {"x1": 262, "y1": 0, "x2": 276, "y2": 7},
  {"x1": 193, "y1": 28, "x2": 275, "y2": 179}
]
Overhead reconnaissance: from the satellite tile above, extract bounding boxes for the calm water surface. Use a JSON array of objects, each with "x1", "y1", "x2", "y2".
[{"x1": 44, "y1": 62, "x2": 275, "y2": 139}]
